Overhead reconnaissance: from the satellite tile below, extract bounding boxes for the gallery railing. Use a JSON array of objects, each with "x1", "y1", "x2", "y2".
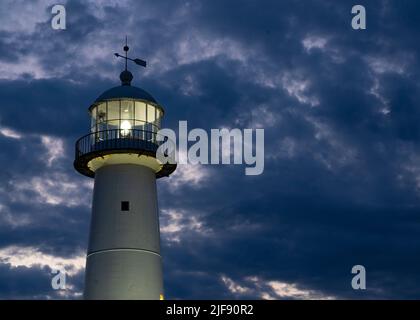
[{"x1": 75, "y1": 128, "x2": 175, "y2": 161}]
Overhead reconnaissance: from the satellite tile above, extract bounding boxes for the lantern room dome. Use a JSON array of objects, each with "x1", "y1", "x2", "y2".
[{"x1": 94, "y1": 85, "x2": 158, "y2": 104}]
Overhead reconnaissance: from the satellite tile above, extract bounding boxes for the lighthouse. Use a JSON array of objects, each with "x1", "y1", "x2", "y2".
[{"x1": 74, "y1": 41, "x2": 176, "y2": 299}]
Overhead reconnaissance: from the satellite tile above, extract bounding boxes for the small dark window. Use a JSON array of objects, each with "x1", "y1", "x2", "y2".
[{"x1": 121, "y1": 201, "x2": 130, "y2": 211}]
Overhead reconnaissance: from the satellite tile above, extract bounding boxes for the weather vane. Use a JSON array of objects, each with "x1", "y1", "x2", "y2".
[{"x1": 114, "y1": 36, "x2": 147, "y2": 70}]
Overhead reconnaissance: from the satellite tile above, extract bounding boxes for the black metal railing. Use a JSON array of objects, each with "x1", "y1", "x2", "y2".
[{"x1": 75, "y1": 129, "x2": 175, "y2": 160}]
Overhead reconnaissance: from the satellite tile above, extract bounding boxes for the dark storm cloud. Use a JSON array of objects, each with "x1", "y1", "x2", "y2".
[
  {"x1": 157, "y1": 0, "x2": 420, "y2": 299},
  {"x1": 0, "y1": 131, "x2": 91, "y2": 259},
  {"x1": 0, "y1": 263, "x2": 55, "y2": 299},
  {"x1": 0, "y1": 0, "x2": 419, "y2": 299},
  {"x1": 0, "y1": 263, "x2": 83, "y2": 299}
]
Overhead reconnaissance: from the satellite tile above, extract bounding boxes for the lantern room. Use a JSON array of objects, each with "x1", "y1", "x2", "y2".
[
  {"x1": 89, "y1": 85, "x2": 164, "y2": 142},
  {"x1": 74, "y1": 74, "x2": 176, "y2": 179}
]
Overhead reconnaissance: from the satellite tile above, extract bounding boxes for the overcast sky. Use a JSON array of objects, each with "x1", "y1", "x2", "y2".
[{"x1": 0, "y1": 0, "x2": 419, "y2": 299}]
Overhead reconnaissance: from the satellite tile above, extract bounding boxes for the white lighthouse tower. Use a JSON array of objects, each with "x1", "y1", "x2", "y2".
[{"x1": 74, "y1": 42, "x2": 176, "y2": 299}]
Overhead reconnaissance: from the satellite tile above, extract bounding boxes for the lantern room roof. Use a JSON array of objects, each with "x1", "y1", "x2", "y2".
[{"x1": 93, "y1": 85, "x2": 158, "y2": 104}]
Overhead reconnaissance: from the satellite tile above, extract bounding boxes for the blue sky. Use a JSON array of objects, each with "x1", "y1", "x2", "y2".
[{"x1": 0, "y1": 0, "x2": 419, "y2": 299}]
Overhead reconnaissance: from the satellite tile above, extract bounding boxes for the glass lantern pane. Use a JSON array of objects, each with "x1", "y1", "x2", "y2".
[
  {"x1": 135, "y1": 101, "x2": 146, "y2": 123},
  {"x1": 108, "y1": 119, "x2": 119, "y2": 130},
  {"x1": 90, "y1": 106, "x2": 97, "y2": 132},
  {"x1": 145, "y1": 122, "x2": 153, "y2": 141},
  {"x1": 120, "y1": 119, "x2": 133, "y2": 137},
  {"x1": 107, "y1": 100, "x2": 120, "y2": 120},
  {"x1": 121, "y1": 100, "x2": 134, "y2": 120},
  {"x1": 134, "y1": 120, "x2": 145, "y2": 140},
  {"x1": 155, "y1": 108, "x2": 162, "y2": 129},
  {"x1": 147, "y1": 104, "x2": 156, "y2": 123},
  {"x1": 97, "y1": 103, "x2": 107, "y2": 122},
  {"x1": 134, "y1": 120, "x2": 145, "y2": 130},
  {"x1": 97, "y1": 122, "x2": 107, "y2": 133}
]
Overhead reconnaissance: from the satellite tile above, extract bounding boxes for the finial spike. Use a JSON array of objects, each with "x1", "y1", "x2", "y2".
[{"x1": 124, "y1": 36, "x2": 128, "y2": 71}]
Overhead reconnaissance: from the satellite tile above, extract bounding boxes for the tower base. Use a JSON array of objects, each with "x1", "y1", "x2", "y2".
[{"x1": 84, "y1": 249, "x2": 163, "y2": 300}]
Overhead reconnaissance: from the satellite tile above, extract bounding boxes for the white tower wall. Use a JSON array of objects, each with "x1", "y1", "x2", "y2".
[{"x1": 84, "y1": 163, "x2": 163, "y2": 300}]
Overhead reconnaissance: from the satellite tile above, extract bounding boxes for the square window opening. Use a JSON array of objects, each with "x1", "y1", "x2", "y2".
[{"x1": 121, "y1": 201, "x2": 130, "y2": 211}]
